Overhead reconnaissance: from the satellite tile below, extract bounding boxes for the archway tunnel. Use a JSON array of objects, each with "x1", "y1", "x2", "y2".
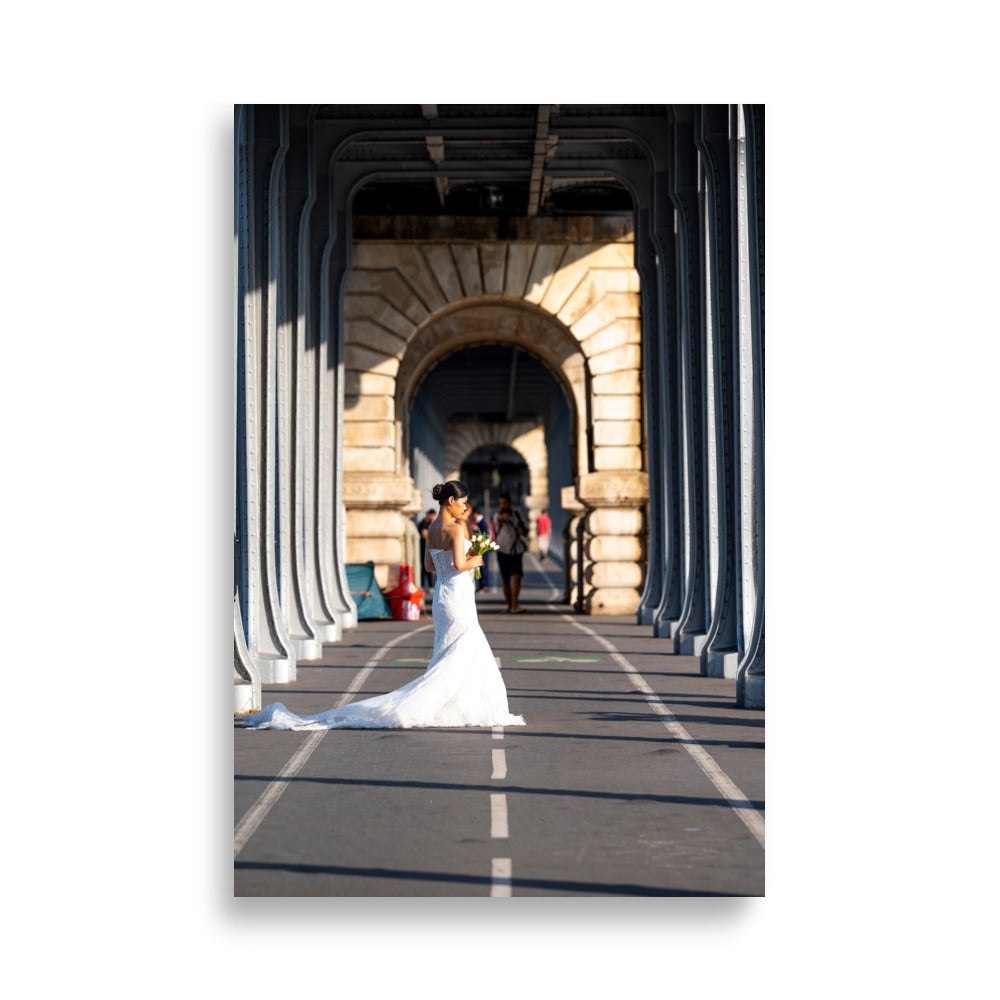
[
  {"x1": 409, "y1": 343, "x2": 573, "y2": 547},
  {"x1": 235, "y1": 104, "x2": 764, "y2": 712}
]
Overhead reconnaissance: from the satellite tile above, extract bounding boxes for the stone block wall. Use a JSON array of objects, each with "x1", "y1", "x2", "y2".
[{"x1": 342, "y1": 216, "x2": 648, "y2": 612}]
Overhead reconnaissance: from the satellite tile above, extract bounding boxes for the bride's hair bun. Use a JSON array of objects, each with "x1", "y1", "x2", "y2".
[{"x1": 432, "y1": 480, "x2": 469, "y2": 506}]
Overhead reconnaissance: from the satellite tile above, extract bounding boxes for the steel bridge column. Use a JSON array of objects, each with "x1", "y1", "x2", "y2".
[
  {"x1": 234, "y1": 105, "x2": 261, "y2": 713},
  {"x1": 277, "y1": 106, "x2": 324, "y2": 660},
  {"x1": 696, "y1": 105, "x2": 741, "y2": 678},
  {"x1": 291, "y1": 110, "x2": 342, "y2": 644},
  {"x1": 649, "y1": 151, "x2": 685, "y2": 639},
  {"x1": 235, "y1": 104, "x2": 296, "y2": 689},
  {"x1": 669, "y1": 109, "x2": 712, "y2": 655},
  {"x1": 634, "y1": 204, "x2": 664, "y2": 625},
  {"x1": 324, "y1": 159, "x2": 362, "y2": 628},
  {"x1": 305, "y1": 147, "x2": 353, "y2": 636},
  {"x1": 735, "y1": 104, "x2": 765, "y2": 708}
]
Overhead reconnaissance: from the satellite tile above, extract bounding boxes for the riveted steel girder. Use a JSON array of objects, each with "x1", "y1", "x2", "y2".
[
  {"x1": 736, "y1": 104, "x2": 765, "y2": 709},
  {"x1": 670, "y1": 111, "x2": 712, "y2": 653},
  {"x1": 696, "y1": 105, "x2": 742, "y2": 679}
]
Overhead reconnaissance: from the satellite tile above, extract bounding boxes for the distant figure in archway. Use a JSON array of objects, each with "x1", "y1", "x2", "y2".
[
  {"x1": 494, "y1": 492, "x2": 528, "y2": 613},
  {"x1": 537, "y1": 509, "x2": 551, "y2": 561}
]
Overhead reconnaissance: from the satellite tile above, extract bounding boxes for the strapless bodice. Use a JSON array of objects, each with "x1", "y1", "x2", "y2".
[{"x1": 429, "y1": 544, "x2": 472, "y2": 581}]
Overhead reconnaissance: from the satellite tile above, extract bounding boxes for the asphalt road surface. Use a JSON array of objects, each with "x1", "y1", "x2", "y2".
[{"x1": 234, "y1": 554, "x2": 764, "y2": 896}]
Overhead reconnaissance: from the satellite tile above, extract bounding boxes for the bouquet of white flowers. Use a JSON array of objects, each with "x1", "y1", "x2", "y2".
[{"x1": 468, "y1": 531, "x2": 499, "y2": 579}]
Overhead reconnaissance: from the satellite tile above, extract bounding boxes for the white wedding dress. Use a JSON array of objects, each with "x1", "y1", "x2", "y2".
[{"x1": 242, "y1": 545, "x2": 525, "y2": 731}]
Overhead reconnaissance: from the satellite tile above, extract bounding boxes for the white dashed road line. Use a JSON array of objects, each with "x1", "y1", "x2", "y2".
[
  {"x1": 490, "y1": 793, "x2": 509, "y2": 839},
  {"x1": 490, "y1": 654, "x2": 512, "y2": 895},
  {"x1": 490, "y1": 858, "x2": 512, "y2": 897}
]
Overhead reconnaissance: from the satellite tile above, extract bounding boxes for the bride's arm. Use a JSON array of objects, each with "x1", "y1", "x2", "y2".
[{"x1": 451, "y1": 524, "x2": 482, "y2": 573}]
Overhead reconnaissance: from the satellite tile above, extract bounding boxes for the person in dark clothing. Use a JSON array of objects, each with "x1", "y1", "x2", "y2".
[{"x1": 493, "y1": 492, "x2": 528, "y2": 613}]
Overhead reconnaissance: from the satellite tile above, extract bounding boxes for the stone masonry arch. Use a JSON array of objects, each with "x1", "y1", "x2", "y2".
[
  {"x1": 396, "y1": 299, "x2": 585, "y2": 478},
  {"x1": 342, "y1": 223, "x2": 649, "y2": 613},
  {"x1": 444, "y1": 419, "x2": 548, "y2": 544},
  {"x1": 443, "y1": 420, "x2": 545, "y2": 494}
]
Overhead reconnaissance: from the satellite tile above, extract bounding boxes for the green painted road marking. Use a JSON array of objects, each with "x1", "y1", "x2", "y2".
[{"x1": 511, "y1": 656, "x2": 603, "y2": 663}]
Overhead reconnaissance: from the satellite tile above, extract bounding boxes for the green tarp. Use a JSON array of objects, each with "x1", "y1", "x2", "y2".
[{"x1": 346, "y1": 562, "x2": 392, "y2": 620}]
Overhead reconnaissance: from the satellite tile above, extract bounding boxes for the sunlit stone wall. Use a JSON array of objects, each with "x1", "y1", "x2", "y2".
[{"x1": 343, "y1": 216, "x2": 647, "y2": 611}]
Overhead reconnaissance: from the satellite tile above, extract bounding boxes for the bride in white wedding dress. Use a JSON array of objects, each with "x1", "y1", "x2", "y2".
[{"x1": 242, "y1": 480, "x2": 525, "y2": 731}]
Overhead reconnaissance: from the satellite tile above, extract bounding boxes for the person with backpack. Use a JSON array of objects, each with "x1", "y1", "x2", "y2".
[{"x1": 493, "y1": 492, "x2": 528, "y2": 613}]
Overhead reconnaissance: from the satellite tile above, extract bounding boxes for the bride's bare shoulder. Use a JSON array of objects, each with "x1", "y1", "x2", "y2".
[
  {"x1": 426, "y1": 517, "x2": 445, "y2": 547},
  {"x1": 441, "y1": 520, "x2": 469, "y2": 548}
]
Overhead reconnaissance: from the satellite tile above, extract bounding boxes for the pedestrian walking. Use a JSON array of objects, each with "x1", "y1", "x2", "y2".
[
  {"x1": 536, "y1": 508, "x2": 551, "y2": 560},
  {"x1": 493, "y1": 491, "x2": 528, "y2": 613}
]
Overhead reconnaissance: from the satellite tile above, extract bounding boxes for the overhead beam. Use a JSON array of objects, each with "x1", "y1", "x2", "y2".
[
  {"x1": 527, "y1": 105, "x2": 554, "y2": 216},
  {"x1": 424, "y1": 134, "x2": 448, "y2": 206},
  {"x1": 547, "y1": 175, "x2": 620, "y2": 189},
  {"x1": 425, "y1": 136, "x2": 445, "y2": 164}
]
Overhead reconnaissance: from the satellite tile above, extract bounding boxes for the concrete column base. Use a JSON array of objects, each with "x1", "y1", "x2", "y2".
[
  {"x1": 256, "y1": 654, "x2": 294, "y2": 684},
  {"x1": 234, "y1": 682, "x2": 255, "y2": 715},
  {"x1": 704, "y1": 649, "x2": 740, "y2": 679},
  {"x1": 292, "y1": 637, "x2": 324, "y2": 661},
  {"x1": 653, "y1": 617, "x2": 675, "y2": 639},
  {"x1": 676, "y1": 632, "x2": 709, "y2": 657},
  {"x1": 337, "y1": 604, "x2": 358, "y2": 631},
  {"x1": 665, "y1": 617, "x2": 685, "y2": 639},
  {"x1": 313, "y1": 621, "x2": 341, "y2": 643},
  {"x1": 742, "y1": 674, "x2": 764, "y2": 709}
]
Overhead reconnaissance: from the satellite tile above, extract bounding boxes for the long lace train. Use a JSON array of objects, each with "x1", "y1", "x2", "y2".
[{"x1": 242, "y1": 546, "x2": 524, "y2": 731}]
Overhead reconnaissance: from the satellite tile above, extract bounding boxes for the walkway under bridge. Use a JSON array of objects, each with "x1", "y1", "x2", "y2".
[{"x1": 234, "y1": 553, "x2": 764, "y2": 897}]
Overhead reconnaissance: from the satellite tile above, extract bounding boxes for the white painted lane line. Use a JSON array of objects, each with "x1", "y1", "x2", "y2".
[
  {"x1": 490, "y1": 793, "x2": 509, "y2": 839},
  {"x1": 492, "y1": 748, "x2": 507, "y2": 780},
  {"x1": 234, "y1": 624, "x2": 434, "y2": 857},
  {"x1": 234, "y1": 730, "x2": 324, "y2": 857},
  {"x1": 492, "y1": 726, "x2": 504, "y2": 740},
  {"x1": 527, "y1": 552, "x2": 562, "y2": 602},
  {"x1": 563, "y1": 616, "x2": 765, "y2": 850},
  {"x1": 490, "y1": 857, "x2": 512, "y2": 897}
]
